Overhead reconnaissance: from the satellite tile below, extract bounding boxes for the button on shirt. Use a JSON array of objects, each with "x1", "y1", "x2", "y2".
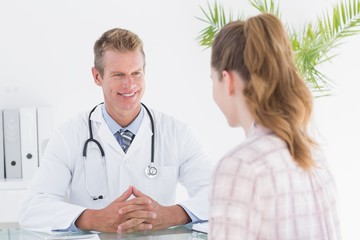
[{"x1": 209, "y1": 123, "x2": 340, "y2": 240}]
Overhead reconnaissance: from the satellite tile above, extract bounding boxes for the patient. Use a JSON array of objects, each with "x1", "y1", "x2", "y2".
[{"x1": 208, "y1": 13, "x2": 340, "y2": 239}]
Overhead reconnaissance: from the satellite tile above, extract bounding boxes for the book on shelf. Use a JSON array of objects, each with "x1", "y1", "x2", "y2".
[
  {"x1": 1, "y1": 106, "x2": 53, "y2": 180},
  {"x1": 20, "y1": 107, "x2": 39, "y2": 179},
  {"x1": 3, "y1": 109, "x2": 22, "y2": 178},
  {"x1": 37, "y1": 107, "x2": 53, "y2": 164},
  {"x1": 0, "y1": 110, "x2": 5, "y2": 179}
]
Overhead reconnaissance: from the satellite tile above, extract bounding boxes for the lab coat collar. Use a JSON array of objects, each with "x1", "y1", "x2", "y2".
[{"x1": 125, "y1": 110, "x2": 153, "y2": 157}]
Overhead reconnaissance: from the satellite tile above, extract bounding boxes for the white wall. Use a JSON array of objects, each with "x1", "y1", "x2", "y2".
[{"x1": 0, "y1": 0, "x2": 358, "y2": 238}]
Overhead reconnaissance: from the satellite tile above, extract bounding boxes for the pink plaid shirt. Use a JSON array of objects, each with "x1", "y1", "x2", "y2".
[{"x1": 209, "y1": 124, "x2": 340, "y2": 240}]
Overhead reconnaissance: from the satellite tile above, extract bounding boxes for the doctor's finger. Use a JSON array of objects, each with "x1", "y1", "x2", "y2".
[
  {"x1": 132, "y1": 186, "x2": 153, "y2": 200},
  {"x1": 121, "y1": 210, "x2": 157, "y2": 221},
  {"x1": 114, "y1": 186, "x2": 133, "y2": 203},
  {"x1": 117, "y1": 218, "x2": 151, "y2": 233},
  {"x1": 118, "y1": 204, "x2": 154, "y2": 215},
  {"x1": 121, "y1": 196, "x2": 152, "y2": 207},
  {"x1": 121, "y1": 223, "x2": 154, "y2": 233}
]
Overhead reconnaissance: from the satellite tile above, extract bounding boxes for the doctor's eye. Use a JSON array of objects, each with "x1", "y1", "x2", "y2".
[
  {"x1": 112, "y1": 71, "x2": 144, "y2": 81},
  {"x1": 131, "y1": 71, "x2": 143, "y2": 78},
  {"x1": 113, "y1": 73, "x2": 126, "y2": 79}
]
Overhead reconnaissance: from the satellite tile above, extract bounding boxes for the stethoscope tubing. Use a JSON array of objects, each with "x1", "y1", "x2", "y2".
[
  {"x1": 141, "y1": 103, "x2": 155, "y2": 164},
  {"x1": 83, "y1": 102, "x2": 157, "y2": 200}
]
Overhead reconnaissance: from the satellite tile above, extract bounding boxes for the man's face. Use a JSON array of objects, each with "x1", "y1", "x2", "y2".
[{"x1": 93, "y1": 49, "x2": 145, "y2": 119}]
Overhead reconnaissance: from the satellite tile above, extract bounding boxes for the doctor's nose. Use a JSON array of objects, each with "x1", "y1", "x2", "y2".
[{"x1": 121, "y1": 76, "x2": 135, "y2": 88}]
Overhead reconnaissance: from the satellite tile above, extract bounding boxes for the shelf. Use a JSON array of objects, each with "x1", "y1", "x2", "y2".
[{"x1": 0, "y1": 179, "x2": 30, "y2": 190}]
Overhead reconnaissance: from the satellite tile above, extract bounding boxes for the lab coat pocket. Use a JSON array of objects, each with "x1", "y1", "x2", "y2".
[{"x1": 144, "y1": 165, "x2": 178, "y2": 206}]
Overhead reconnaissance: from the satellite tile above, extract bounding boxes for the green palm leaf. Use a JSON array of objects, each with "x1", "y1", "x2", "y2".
[
  {"x1": 196, "y1": 0, "x2": 360, "y2": 97},
  {"x1": 196, "y1": 2, "x2": 241, "y2": 48}
]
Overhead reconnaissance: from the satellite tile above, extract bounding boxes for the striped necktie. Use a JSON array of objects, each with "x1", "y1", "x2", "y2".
[{"x1": 115, "y1": 129, "x2": 135, "y2": 153}]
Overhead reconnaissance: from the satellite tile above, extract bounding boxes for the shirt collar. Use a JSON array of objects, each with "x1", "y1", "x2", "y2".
[
  {"x1": 246, "y1": 121, "x2": 272, "y2": 139},
  {"x1": 101, "y1": 104, "x2": 144, "y2": 135}
]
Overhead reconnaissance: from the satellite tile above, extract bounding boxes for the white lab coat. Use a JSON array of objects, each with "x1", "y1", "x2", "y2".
[{"x1": 19, "y1": 106, "x2": 211, "y2": 233}]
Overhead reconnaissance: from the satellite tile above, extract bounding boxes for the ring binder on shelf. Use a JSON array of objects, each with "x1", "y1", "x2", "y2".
[
  {"x1": 0, "y1": 110, "x2": 5, "y2": 179},
  {"x1": 3, "y1": 109, "x2": 22, "y2": 178},
  {"x1": 0, "y1": 106, "x2": 53, "y2": 179},
  {"x1": 20, "y1": 108, "x2": 39, "y2": 179},
  {"x1": 37, "y1": 107, "x2": 53, "y2": 165}
]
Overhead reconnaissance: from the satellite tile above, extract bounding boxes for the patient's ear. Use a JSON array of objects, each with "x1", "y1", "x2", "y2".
[{"x1": 222, "y1": 70, "x2": 235, "y2": 96}]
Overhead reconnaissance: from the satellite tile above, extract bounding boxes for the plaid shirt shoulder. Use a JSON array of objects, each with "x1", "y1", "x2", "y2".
[{"x1": 209, "y1": 128, "x2": 340, "y2": 240}]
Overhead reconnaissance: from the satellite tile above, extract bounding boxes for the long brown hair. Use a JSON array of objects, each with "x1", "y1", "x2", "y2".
[{"x1": 211, "y1": 13, "x2": 316, "y2": 169}]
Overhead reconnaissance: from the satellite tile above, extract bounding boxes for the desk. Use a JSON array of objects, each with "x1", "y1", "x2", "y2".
[{"x1": 0, "y1": 225, "x2": 207, "y2": 240}]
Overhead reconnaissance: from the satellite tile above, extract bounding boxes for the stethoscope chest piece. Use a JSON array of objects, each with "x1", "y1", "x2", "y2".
[{"x1": 145, "y1": 164, "x2": 158, "y2": 178}]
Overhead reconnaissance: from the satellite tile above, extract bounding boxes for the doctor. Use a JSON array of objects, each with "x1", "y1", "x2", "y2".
[{"x1": 19, "y1": 28, "x2": 211, "y2": 233}]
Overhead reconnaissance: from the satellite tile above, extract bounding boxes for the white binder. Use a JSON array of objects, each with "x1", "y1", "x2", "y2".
[
  {"x1": 0, "y1": 110, "x2": 5, "y2": 179},
  {"x1": 3, "y1": 109, "x2": 22, "y2": 178},
  {"x1": 20, "y1": 108, "x2": 39, "y2": 179},
  {"x1": 37, "y1": 107, "x2": 53, "y2": 165}
]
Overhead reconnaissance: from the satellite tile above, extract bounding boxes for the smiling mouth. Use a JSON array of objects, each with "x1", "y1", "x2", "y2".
[{"x1": 118, "y1": 91, "x2": 136, "y2": 97}]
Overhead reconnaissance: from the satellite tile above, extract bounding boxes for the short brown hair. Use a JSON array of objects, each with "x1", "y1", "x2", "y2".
[{"x1": 93, "y1": 28, "x2": 145, "y2": 76}]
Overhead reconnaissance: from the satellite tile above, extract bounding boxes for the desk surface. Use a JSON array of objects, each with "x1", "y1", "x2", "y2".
[{"x1": 0, "y1": 225, "x2": 207, "y2": 240}]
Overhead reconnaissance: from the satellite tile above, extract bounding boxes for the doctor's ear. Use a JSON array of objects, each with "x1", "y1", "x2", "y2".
[{"x1": 92, "y1": 67, "x2": 103, "y2": 86}]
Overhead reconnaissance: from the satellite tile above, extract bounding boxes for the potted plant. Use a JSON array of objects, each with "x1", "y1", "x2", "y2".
[{"x1": 196, "y1": 0, "x2": 360, "y2": 97}]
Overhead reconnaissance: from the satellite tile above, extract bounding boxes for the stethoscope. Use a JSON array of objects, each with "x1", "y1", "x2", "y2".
[{"x1": 82, "y1": 102, "x2": 158, "y2": 200}]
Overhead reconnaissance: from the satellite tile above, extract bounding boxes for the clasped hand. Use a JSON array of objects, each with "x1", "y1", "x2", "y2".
[{"x1": 76, "y1": 186, "x2": 182, "y2": 233}]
